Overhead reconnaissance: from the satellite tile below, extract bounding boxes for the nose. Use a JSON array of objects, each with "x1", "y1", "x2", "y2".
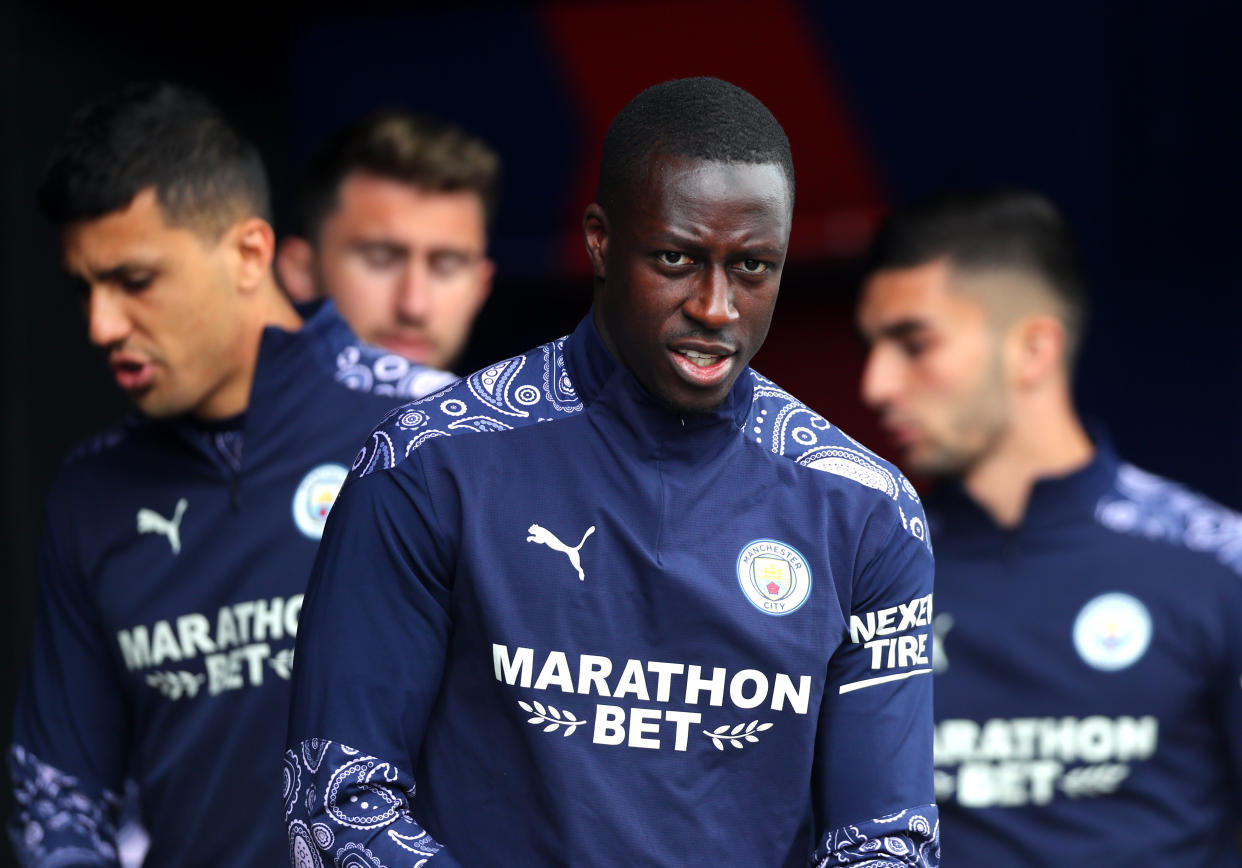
[
  {"x1": 87, "y1": 285, "x2": 132, "y2": 348},
  {"x1": 860, "y1": 343, "x2": 901, "y2": 410},
  {"x1": 682, "y1": 267, "x2": 738, "y2": 330},
  {"x1": 394, "y1": 258, "x2": 432, "y2": 323}
]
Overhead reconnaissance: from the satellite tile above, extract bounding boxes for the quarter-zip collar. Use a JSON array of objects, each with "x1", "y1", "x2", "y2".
[
  {"x1": 564, "y1": 311, "x2": 754, "y2": 462},
  {"x1": 929, "y1": 432, "x2": 1120, "y2": 545}
]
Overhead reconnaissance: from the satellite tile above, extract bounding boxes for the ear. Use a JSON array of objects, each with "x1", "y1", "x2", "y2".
[
  {"x1": 232, "y1": 217, "x2": 276, "y2": 295},
  {"x1": 582, "y1": 203, "x2": 609, "y2": 281},
  {"x1": 1012, "y1": 314, "x2": 1067, "y2": 388},
  {"x1": 275, "y1": 235, "x2": 318, "y2": 302}
]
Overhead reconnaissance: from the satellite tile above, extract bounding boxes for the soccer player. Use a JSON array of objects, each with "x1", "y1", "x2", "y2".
[
  {"x1": 8, "y1": 83, "x2": 453, "y2": 867},
  {"x1": 275, "y1": 110, "x2": 499, "y2": 372},
  {"x1": 857, "y1": 190, "x2": 1242, "y2": 865},
  {"x1": 285, "y1": 77, "x2": 939, "y2": 867}
]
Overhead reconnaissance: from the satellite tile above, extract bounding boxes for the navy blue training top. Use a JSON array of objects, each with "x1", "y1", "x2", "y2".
[
  {"x1": 928, "y1": 440, "x2": 1242, "y2": 866},
  {"x1": 286, "y1": 313, "x2": 940, "y2": 868},
  {"x1": 10, "y1": 300, "x2": 455, "y2": 867}
]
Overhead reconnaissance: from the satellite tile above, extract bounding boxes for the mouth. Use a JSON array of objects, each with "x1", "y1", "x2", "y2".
[
  {"x1": 376, "y1": 333, "x2": 434, "y2": 363},
  {"x1": 110, "y1": 355, "x2": 155, "y2": 392},
  {"x1": 879, "y1": 418, "x2": 921, "y2": 449},
  {"x1": 668, "y1": 343, "x2": 736, "y2": 389}
]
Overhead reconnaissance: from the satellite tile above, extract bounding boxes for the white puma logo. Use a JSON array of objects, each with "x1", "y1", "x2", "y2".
[
  {"x1": 137, "y1": 498, "x2": 188, "y2": 555},
  {"x1": 526, "y1": 523, "x2": 595, "y2": 581}
]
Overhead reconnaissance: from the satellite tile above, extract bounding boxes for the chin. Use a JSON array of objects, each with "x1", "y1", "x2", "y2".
[
  {"x1": 134, "y1": 399, "x2": 185, "y2": 420},
  {"x1": 660, "y1": 388, "x2": 731, "y2": 415}
]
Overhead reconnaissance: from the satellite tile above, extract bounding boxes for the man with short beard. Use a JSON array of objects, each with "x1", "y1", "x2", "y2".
[{"x1": 858, "y1": 190, "x2": 1242, "y2": 866}]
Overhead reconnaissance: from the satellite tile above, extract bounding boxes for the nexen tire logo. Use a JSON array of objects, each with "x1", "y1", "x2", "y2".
[{"x1": 736, "y1": 539, "x2": 812, "y2": 615}]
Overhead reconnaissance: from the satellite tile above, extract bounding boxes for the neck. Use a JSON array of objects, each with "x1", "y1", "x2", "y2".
[
  {"x1": 194, "y1": 276, "x2": 303, "y2": 420},
  {"x1": 961, "y1": 383, "x2": 1093, "y2": 529}
]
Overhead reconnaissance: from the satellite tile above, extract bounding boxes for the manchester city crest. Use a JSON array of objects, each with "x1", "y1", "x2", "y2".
[
  {"x1": 292, "y1": 463, "x2": 349, "y2": 540},
  {"x1": 1072, "y1": 592, "x2": 1152, "y2": 671},
  {"x1": 736, "y1": 539, "x2": 812, "y2": 615}
]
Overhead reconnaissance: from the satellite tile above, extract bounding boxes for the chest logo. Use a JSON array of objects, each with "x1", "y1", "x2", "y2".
[
  {"x1": 1073, "y1": 592, "x2": 1152, "y2": 671},
  {"x1": 737, "y1": 539, "x2": 812, "y2": 616},
  {"x1": 526, "y1": 524, "x2": 595, "y2": 581},
  {"x1": 137, "y1": 498, "x2": 188, "y2": 555},
  {"x1": 292, "y1": 464, "x2": 349, "y2": 540}
]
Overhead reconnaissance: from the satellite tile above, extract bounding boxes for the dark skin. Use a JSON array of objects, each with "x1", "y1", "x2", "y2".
[{"x1": 582, "y1": 154, "x2": 793, "y2": 414}]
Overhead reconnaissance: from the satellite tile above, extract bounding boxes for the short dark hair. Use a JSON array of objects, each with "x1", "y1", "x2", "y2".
[
  {"x1": 596, "y1": 77, "x2": 794, "y2": 216},
  {"x1": 867, "y1": 189, "x2": 1089, "y2": 358},
  {"x1": 300, "y1": 110, "x2": 501, "y2": 239},
  {"x1": 37, "y1": 82, "x2": 270, "y2": 237}
]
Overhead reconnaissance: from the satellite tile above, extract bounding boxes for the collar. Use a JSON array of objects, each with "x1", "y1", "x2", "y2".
[
  {"x1": 930, "y1": 431, "x2": 1120, "y2": 538},
  {"x1": 564, "y1": 311, "x2": 754, "y2": 459}
]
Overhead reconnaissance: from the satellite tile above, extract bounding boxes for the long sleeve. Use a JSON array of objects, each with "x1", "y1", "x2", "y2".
[
  {"x1": 811, "y1": 511, "x2": 939, "y2": 867},
  {"x1": 285, "y1": 456, "x2": 462, "y2": 867},
  {"x1": 10, "y1": 508, "x2": 125, "y2": 867}
]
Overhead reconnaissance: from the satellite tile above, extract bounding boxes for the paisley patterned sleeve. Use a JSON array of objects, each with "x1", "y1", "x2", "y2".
[
  {"x1": 812, "y1": 507, "x2": 939, "y2": 865},
  {"x1": 285, "y1": 740, "x2": 461, "y2": 868},
  {"x1": 8, "y1": 745, "x2": 122, "y2": 868},
  {"x1": 286, "y1": 455, "x2": 462, "y2": 867},
  {"x1": 811, "y1": 806, "x2": 939, "y2": 866}
]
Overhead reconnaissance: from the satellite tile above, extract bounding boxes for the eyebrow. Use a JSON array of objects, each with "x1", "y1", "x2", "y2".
[
  {"x1": 351, "y1": 239, "x2": 409, "y2": 251},
  {"x1": 81, "y1": 262, "x2": 156, "y2": 284},
  {"x1": 859, "y1": 317, "x2": 930, "y2": 344},
  {"x1": 644, "y1": 232, "x2": 785, "y2": 258}
]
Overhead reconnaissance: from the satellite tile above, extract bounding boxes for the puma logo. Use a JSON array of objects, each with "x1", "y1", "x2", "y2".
[
  {"x1": 137, "y1": 498, "x2": 188, "y2": 555},
  {"x1": 526, "y1": 523, "x2": 595, "y2": 581}
]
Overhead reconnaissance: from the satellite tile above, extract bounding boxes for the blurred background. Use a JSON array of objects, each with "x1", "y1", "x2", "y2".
[{"x1": 2, "y1": 1, "x2": 1239, "y2": 859}]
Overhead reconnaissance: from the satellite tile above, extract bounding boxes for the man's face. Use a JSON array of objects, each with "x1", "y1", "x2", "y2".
[
  {"x1": 62, "y1": 188, "x2": 251, "y2": 420},
  {"x1": 589, "y1": 155, "x2": 791, "y2": 414},
  {"x1": 857, "y1": 258, "x2": 1011, "y2": 477},
  {"x1": 314, "y1": 172, "x2": 493, "y2": 370}
]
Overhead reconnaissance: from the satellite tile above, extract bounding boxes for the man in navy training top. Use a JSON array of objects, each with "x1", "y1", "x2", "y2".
[
  {"x1": 287, "y1": 77, "x2": 939, "y2": 867},
  {"x1": 9, "y1": 83, "x2": 453, "y2": 867},
  {"x1": 857, "y1": 189, "x2": 1242, "y2": 865}
]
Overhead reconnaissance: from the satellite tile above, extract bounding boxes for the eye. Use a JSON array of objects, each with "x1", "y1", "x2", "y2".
[
  {"x1": 357, "y1": 244, "x2": 405, "y2": 270},
  {"x1": 735, "y1": 259, "x2": 769, "y2": 275},
  {"x1": 898, "y1": 337, "x2": 931, "y2": 359},
  {"x1": 427, "y1": 251, "x2": 472, "y2": 280},
  {"x1": 118, "y1": 274, "x2": 154, "y2": 293},
  {"x1": 657, "y1": 251, "x2": 692, "y2": 267}
]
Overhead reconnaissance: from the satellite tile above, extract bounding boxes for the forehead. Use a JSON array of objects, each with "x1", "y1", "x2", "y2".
[
  {"x1": 859, "y1": 259, "x2": 988, "y2": 334},
  {"x1": 621, "y1": 156, "x2": 791, "y2": 237},
  {"x1": 61, "y1": 187, "x2": 200, "y2": 273},
  {"x1": 329, "y1": 172, "x2": 486, "y2": 246}
]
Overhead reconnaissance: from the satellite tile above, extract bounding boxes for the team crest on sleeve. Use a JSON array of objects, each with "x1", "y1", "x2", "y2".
[
  {"x1": 292, "y1": 463, "x2": 349, "y2": 539},
  {"x1": 1072, "y1": 592, "x2": 1152, "y2": 671},
  {"x1": 736, "y1": 539, "x2": 812, "y2": 615}
]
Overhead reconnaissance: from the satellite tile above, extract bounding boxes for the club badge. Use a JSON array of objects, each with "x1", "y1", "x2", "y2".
[
  {"x1": 1072, "y1": 592, "x2": 1152, "y2": 671},
  {"x1": 737, "y1": 539, "x2": 812, "y2": 616},
  {"x1": 292, "y1": 463, "x2": 349, "y2": 540}
]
